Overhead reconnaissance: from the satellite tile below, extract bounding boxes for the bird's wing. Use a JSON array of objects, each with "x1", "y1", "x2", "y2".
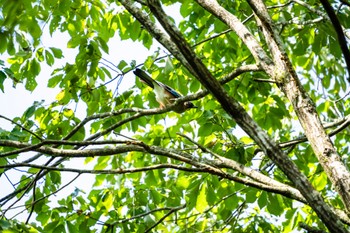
[{"x1": 158, "y1": 82, "x2": 182, "y2": 98}]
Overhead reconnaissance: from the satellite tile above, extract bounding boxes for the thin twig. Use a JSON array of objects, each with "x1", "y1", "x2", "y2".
[
  {"x1": 0, "y1": 163, "x2": 205, "y2": 174},
  {"x1": 145, "y1": 205, "x2": 185, "y2": 233},
  {"x1": 0, "y1": 115, "x2": 43, "y2": 141}
]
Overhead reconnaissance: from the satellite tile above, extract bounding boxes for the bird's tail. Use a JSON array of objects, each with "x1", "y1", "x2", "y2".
[{"x1": 133, "y1": 68, "x2": 155, "y2": 88}]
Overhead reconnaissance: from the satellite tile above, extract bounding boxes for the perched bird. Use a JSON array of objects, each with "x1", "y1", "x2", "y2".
[{"x1": 133, "y1": 68, "x2": 196, "y2": 113}]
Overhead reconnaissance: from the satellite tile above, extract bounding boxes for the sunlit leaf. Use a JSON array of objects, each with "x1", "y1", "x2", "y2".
[{"x1": 196, "y1": 183, "x2": 208, "y2": 213}]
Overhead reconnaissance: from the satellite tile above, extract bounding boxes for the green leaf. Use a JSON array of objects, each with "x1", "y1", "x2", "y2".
[
  {"x1": 0, "y1": 219, "x2": 11, "y2": 229},
  {"x1": 206, "y1": 181, "x2": 216, "y2": 205},
  {"x1": 23, "y1": 105, "x2": 36, "y2": 119},
  {"x1": 176, "y1": 175, "x2": 190, "y2": 190},
  {"x1": 198, "y1": 123, "x2": 213, "y2": 137},
  {"x1": 31, "y1": 59, "x2": 41, "y2": 77},
  {"x1": 180, "y1": 1, "x2": 193, "y2": 17},
  {"x1": 96, "y1": 37, "x2": 109, "y2": 54},
  {"x1": 245, "y1": 188, "x2": 257, "y2": 204},
  {"x1": 67, "y1": 37, "x2": 82, "y2": 48},
  {"x1": 87, "y1": 59, "x2": 98, "y2": 77},
  {"x1": 117, "y1": 60, "x2": 128, "y2": 71},
  {"x1": 1, "y1": 1, "x2": 349, "y2": 232},
  {"x1": 94, "y1": 156, "x2": 110, "y2": 170},
  {"x1": 258, "y1": 191, "x2": 267, "y2": 209},
  {"x1": 0, "y1": 71, "x2": 6, "y2": 92},
  {"x1": 267, "y1": 193, "x2": 284, "y2": 215},
  {"x1": 196, "y1": 183, "x2": 208, "y2": 213},
  {"x1": 114, "y1": 90, "x2": 133, "y2": 106},
  {"x1": 49, "y1": 47, "x2": 63, "y2": 58},
  {"x1": 66, "y1": 221, "x2": 79, "y2": 233},
  {"x1": 149, "y1": 170, "x2": 162, "y2": 187},
  {"x1": 312, "y1": 172, "x2": 328, "y2": 191},
  {"x1": 56, "y1": 89, "x2": 71, "y2": 105},
  {"x1": 164, "y1": 57, "x2": 174, "y2": 73},
  {"x1": 45, "y1": 50, "x2": 55, "y2": 66},
  {"x1": 48, "y1": 74, "x2": 63, "y2": 88},
  {"x1": 49, "y1": 171, "x2": 61, "y2": 184},
  {"x1": 101, "y1": 190, "x2": 113, "y2": 212},
  {"x1": 0, "y1": 33, "x2": 8, "y2": 53},
  {"x1": 25, "y1": 76, "x2": 38, "y2": 91},
  {"x1": 43, "y1": 220, "x2": 60, "y2": 232}
]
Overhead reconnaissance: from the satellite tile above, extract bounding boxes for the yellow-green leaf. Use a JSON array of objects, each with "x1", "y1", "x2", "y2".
[{"x1": 196, "y1": 183, "x2": 208, "y2": 213}]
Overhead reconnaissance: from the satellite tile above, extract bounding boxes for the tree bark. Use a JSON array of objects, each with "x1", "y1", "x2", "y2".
[{"x1": 246, "y1": 0, "x2": 350, "y2": 214}]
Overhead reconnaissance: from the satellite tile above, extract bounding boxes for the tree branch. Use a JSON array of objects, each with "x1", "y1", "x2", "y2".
[
  {"x1": 298, "y1": 222, "x2": 327, "y2": 233},
  {"x1": 145, "y1": 205, "x2": 185, "y2": 232},
  {"x1": 0, "y1": 139, "x2": 133, "y2": 157},
  {"x1": 0, "y1": 163, "x2": 205, "y2": 174},
  {"x1": 143, "y1": 0, "x2": 347, "y2": 232},
  {"x1": 319, "y1": 0, "x2": 350, "y2": 83},
  {"x1": 0, "y1": 139, "x2": 307, "y2": 207},
  {"x1": 196, "y1": 0, "x2": 274, "y2": 72},
  {"x1": 278, "y1": 115, "x2": 350, "y2": 148},
  {"x1": 292, "y1": 0, "x2": 350, "y2": 39},
  {"x1": 247, "y1": 0, "x2": 350, "y2": 218},
  {"x1": 2, "y1": 63, "x2": 259, "y2": 159},
  {"x1": 112, "y1": 205, "x2": 184, "y2": 224},
  {"x1": 2, "y1": 135, "x2": 350, "y2": 224},
  {"x1": 178, "y1": 133, "x2": 306, "y2": 203},
  {"x1": 119, "y1": 0, "x2": 195, "y2": 74},
  {"x1": 0, "y1": 115, "x2": 43, "y2": 141}
]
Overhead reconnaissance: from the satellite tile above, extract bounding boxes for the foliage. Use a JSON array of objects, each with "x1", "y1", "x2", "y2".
[{"x1": 0, "y1": 0, "x2": 350, "y2": 232}]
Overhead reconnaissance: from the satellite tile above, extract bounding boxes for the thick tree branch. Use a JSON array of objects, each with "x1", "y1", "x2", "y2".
[
  {"x1": 119, "y1": 0, "x2": 195, "y2": 74},
  {"x1": 2, "y1": 136, "x2": 350, "y2": 224},
  {"x1": 0, "y1": 139, "x2": 134, "y2": 157},
  {"x1": 1, "y1": 64, "x2": 259, "y2": 159},
  {"x1": 299, "y1": 222, "x2": 327, "y2": 233},
  {"x1": 0, "y1": 140, "x2": 307, "y2": 207},
  {"x1": 247, "y1": 0, "x2": 350, "y2": 217},
  {"x1": 143, "y1": 0, "x2": 347, "y2": 232},
  {"x1": 178, "y1": 133, "x2": 306, "y2": 203}
]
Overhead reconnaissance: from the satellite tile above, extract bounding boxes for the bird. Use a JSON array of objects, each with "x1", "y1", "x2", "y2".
[{"x1": 133, "y1": 68, "x2": 197, "y2": 113}]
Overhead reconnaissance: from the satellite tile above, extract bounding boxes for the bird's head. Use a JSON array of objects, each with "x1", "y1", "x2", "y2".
[{"x1": 184, "y1": 101, "x2": 197, "y2": 110}]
